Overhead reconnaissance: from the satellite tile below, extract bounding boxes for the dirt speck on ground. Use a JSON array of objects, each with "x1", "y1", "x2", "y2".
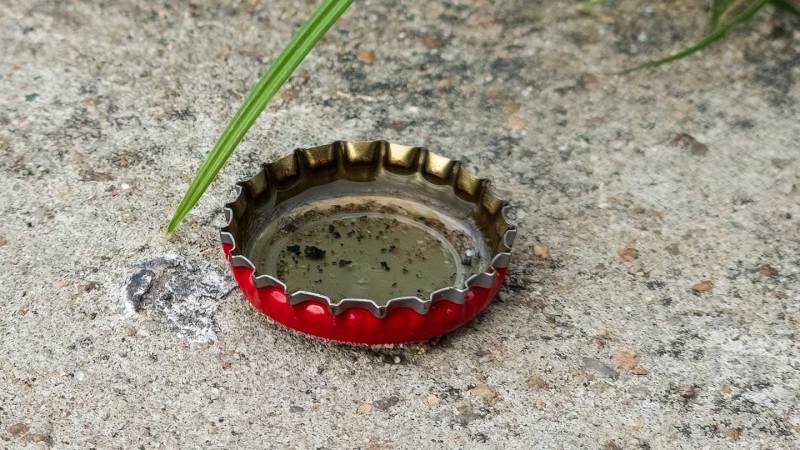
[
  {"x1": 690, "y1": 280, "x2": 715, "y2": 293},
  {"x1": 356, "y1": 47, "x2": 376, "y2": 65},
  {"x1": 670, "y1": 132, "x2": 709, "y2": 156}
]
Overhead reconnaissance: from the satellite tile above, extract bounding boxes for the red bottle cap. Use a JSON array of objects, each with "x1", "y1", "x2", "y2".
[{"x1": 220, "y1": 140, "x2": 516, "y2": 344}]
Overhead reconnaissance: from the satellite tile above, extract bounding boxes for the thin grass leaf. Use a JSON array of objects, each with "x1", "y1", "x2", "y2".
[
  {"x1": 709, "y1": 0, "x2": 735, "y2": 30},
  {"x1": 167, "y1": 0, "x2": 352, "y2": 233},
  {"x1": 772, "y1": 0, "x2": 800, "y2": 16},
  {"x1": 623, "y1": 0, "x2": 770, "y2": 73}
]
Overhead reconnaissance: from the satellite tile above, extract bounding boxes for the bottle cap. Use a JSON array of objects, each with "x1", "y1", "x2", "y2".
[{"x1": 220, "y1": 140, "x2": 516, "y2": 344}]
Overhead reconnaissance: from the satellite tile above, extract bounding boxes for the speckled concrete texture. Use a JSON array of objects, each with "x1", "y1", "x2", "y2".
[{"x1": 1, "y1": 0, "x2": 799, "y2": 448}]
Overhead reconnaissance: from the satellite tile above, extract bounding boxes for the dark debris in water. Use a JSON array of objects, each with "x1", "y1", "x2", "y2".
[{"x1": 304, "y1": 245, "x2": 326, "y2": 260}]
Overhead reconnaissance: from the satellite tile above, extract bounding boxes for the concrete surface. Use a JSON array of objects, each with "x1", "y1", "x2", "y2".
[{"x1": 1, "y1": 0, "x2": 799, "y2": 448}]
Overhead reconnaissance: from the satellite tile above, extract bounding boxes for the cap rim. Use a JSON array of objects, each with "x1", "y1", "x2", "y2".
[{"x1": 220, "y1": 140, "x2": 516, "y2": 319}]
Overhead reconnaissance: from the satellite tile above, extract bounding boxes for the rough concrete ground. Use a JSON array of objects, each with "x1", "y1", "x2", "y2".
[{"x1": 1, "y1": 0, "x2": 799, "y2": 448}]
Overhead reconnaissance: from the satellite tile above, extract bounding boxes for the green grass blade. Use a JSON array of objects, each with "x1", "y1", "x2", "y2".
[
  {"x1": 772, "y1": 0, "x2": 800, "y2": 16},
  {"x1": 167, "y1": 0, "x2": 352, "y2": 233},
  {"x1": 623, "y1": 0, "x2": 769, "y2": 73},
  {"x1": 709, "y1": 0, "x2": 734, "y2": 30}
]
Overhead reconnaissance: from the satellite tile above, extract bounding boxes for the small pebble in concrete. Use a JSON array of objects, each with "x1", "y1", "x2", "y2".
[
  {"x1": 468, "y1": 383, "x2": 497, "y2": 402},
  {"x1": 677, "y1": 384, "x2": 701, "y2": 400},
  {"x1": 618, "y1": 245, "x2": 639, "y2": 262},
  {"x1": 23, "y1": 433, "x2": 51, "y2": 444},
  {"x1": 582, "y1": 357, "x2": 619, "y2": 379},
  {"x1": 758, "y1": 264, "x2": 779, "y2": 278},
  {"x1": 533, "y1": 243, "x2": 550, "y2": 259},
  {"x1": 425, "y1": 394, "x2": 441, "y2": 408},
  {"x1": 671, "y1": 133, "x2": 709, "y2": 156},
  {"x1": 356, "y1": 402, "x2": 372, "y2": 414},
  {"x1": 356, "y1": 47, "x2": 375, "y2": 65},
  {"x1": 526, "y1": 375, "x2": 548, "y2": 390},
  {"x1": 691, "y1": 280, "x2": 714, "y2": 293},
  {"x1": 373, "y1": 396, "x2": 399, "y2": 411},
  {"x1": 611, "y1": 351, "x2": 648, "y2": 375},
  {"x1": 7, "y1": 422, "x2": 29, "y2": 437}
]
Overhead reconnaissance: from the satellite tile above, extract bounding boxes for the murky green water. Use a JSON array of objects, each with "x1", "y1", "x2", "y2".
[{"x1": 253, "y1": 213, "x2": 465, "y2": 302}]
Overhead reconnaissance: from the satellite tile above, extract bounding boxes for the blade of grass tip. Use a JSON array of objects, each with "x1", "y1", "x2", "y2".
[
  {"x1": 621, "y1": 0, "x2": 769, "y2": 73},
  {"x1": 167, "y1": 0, "x2": 352, "y2": 233},
  {"x1": 709, "y1": 0, "x2": 735, "y2": 30},
  {"x1": 772, "y1": 0, "x2": 800, "y2": 16},
  {"x1": 169, "y1": 0, "x2": 350, "y2": 233}
]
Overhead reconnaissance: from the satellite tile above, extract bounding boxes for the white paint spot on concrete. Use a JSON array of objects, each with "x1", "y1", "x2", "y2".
[{"x1": 121, "y1": 253, "x2": 235, "y2": 343}]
